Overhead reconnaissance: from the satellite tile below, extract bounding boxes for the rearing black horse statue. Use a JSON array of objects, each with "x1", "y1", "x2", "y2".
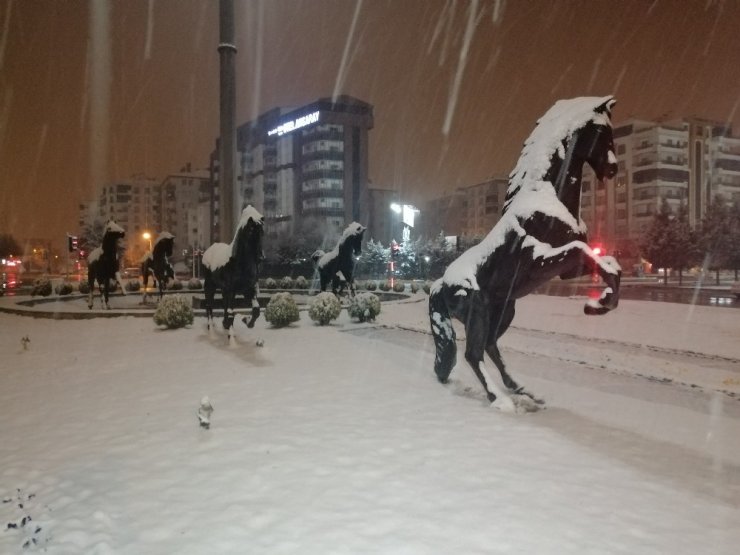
[
  {"x1": 141, "y1": 231, "x2": 175, "y2": 303},
  {"x1": 317, "y1": 222, "x2": 365, "y2": 296},
  {"x1": 429, "y1": 96, "x2": 621, "y2": 413},
  {"x1": 203, "y1": 206, "x2": 265, "y2": 339},
  {"x1": 87, "y1": 220, "x2": 126, "y2": 309}
]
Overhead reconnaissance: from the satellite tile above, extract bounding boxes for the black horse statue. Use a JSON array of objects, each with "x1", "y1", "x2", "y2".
[
  {"x1": 429, "y1": 96, "x2": 621, "y2": 412},
  {"x1": 202, "y1": 205, "x2": 265, "y2": 338},
  {"x1": 317, "y1": 222, "x2": 365, "y2": 296},
  {"x1": 141, "y1": 231, "x2": 175, "y2": 303},
  {"x1": 87, "y1": 220, "x2": 127, "y2": 309}
]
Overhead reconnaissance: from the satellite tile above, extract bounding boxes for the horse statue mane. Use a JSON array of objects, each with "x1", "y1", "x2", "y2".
[
  {"x1": 87, "y1": 220, "x2": 126, "y2": 309},
  {"x1": 317, "y1": 222, "x2": 366, "y2": 296},
  {"x1": 203, "y1": 205, "x2": 265, "y2": 338},
  {"x1": 429, "y1": 96, "x2": 620, "y2": 413}
]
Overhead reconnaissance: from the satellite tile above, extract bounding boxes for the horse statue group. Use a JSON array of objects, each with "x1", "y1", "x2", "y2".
[
  {"x1": 86, "y1": 223, "x2": 176, "y2": 309},
  {"x1": 429, "y1": 95, "x2": 621, "y2": 412},
  {"x1": 83, "y1": 96, "x2": 621, "y2": 416}
]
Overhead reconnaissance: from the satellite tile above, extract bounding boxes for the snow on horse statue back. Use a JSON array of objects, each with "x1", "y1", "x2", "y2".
[
  {"x1": 141, "y1": 231, "x2": 175, "y2": 303},
  {"x1": 202, "y1": 206, "x2": 264, "y2": 339},
  {"x1": 317, "y1": 222, "x2": 365, "y2": 296},
  {"x1": 87, "y1": 220, "x2": 126, "y2": 309},
  {"x1": 429, "y1": 96, "x2": 621, "y2": 413}
]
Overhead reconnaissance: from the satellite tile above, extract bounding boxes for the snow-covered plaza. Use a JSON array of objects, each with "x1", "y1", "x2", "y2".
[{"x1": 1, "y1": 292, "x2": 739, "y2": 553}]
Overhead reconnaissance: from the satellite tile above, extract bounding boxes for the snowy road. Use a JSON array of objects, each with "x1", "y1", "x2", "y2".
[{"x1": 1, "y1": 294, "x2": 739, "y2": 553}]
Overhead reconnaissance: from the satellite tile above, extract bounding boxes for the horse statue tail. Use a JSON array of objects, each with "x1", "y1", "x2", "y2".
[{"x1": 428, "y1": 281, "x2": 457, "y2": 383}]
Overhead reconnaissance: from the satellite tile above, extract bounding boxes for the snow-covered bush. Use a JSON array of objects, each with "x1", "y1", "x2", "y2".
[
  {"x1": 392, "y1": 281, "x2": 405, "y2": 293},
  {"x1": 379, "y1": 282, "x2": 391, "y2": 292},
  {"x1": 31, "y1": 277, "x2": 52, "y2": 297},
  {"x1": 55, "y1": 281, "x2": 73, "y2": 296},
  {"x1": 125, "y1": 280, "x2": 140, "y2": 292},
  {"x1": 78, "y1": 281, "x2": 90, "y2": 294},
  {"x1": 265, "y1": 292, "x2": 300, "y2": 328},
  {"x1": 308, "y1": 292, "x2": 342, "y2": 325},
  {"x1": 348, "y1": 292, "x2": 381, "y2": 323},
  {"x1": 187, "y1": 278, "x2": 202, "y2": 290},
  {"x1": 410, "y1": 282, "x2": 419, "y2": 294},
  {"x1": 168, "y1": 280, "x2": 183, "y2": 291},
  {"x1": 153, "y1": 294, "x2": 194, "y2": 329},
  {"x1": 365, "y1": 280, "x2": 377, "y2": 291},
  {"x1": 280, "y1": 276, "x2": 294, "y2": 289},
  {"x1": 294, "y1": 276, "x2": 308, "y2": 289},
  {"x1": 423, "y1": 281, "x2": 432, "y2": 294},
  {"x1": 265, "y1": 277, "x2": 277, "y2": 289}
]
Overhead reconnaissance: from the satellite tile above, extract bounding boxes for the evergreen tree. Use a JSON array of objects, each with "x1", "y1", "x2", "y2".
[
  {"x1": 355, "y1": 238, "x2": 388, "y2": 279},
  {"x1": 698, "y1": 195, "x2": 732, "y2": 285},
  {"x1": 639, "y1": 199, "x2": 675, "y2": 284},
  {"x1": 671, "y1": 202, "x2": 699, "y2": 285},
  {"x1": 727, "y1": 201, "x2": 740, "y2": 280}
]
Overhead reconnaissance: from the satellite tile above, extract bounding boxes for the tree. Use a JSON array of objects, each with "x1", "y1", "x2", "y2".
[
  {"x1": 727, "y1": 201, "x2": 740, "y2": 280},
  {"x1": 0, "y1": 233, "x2": 22, "y2": 258},
  {"x1": 698, "y1": 195, "x2": 732, "y2": 285},
  {"x1": 355, "y1": 238, "x2": 388, "y2": 279},
  {"x1": 639, "y1": 198, "x2": 697, "y2": 285}
]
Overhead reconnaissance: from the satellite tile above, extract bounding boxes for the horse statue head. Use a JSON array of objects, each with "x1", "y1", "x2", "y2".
[
  {"x1": 231, "y1": 205, "x2": 265, "y2": 264},
  {"x1": 340, "y1": 222, "x2": 366, "y2": 257},
  {"x1": 153, "y1": 231, "x2": 175, "y2": 259},
  {"x1": 102, "y1": 220, "x2": 126, "y2": 253},
  {"x1": 505, "y1": 96, "x2": 617, "y2": 219}
]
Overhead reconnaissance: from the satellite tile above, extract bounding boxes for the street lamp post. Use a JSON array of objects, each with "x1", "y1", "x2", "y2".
[{"x1": 142, "y1": 231, "x2": 152, "y2": 252}]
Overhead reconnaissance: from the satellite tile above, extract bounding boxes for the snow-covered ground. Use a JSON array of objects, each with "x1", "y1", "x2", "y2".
[{"x1": 1, "y1": 293, "x2": 738, "y2": 554}]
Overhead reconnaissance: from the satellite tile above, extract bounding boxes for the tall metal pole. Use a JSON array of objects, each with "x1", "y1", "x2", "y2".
[{"x1": 218, "y1": 0, "x2": 237, "y2": 242}]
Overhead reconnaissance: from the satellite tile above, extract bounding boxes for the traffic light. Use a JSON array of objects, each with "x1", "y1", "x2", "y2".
[{"x1": 68, "y1": 235, "x2": 78, "y2": 252}]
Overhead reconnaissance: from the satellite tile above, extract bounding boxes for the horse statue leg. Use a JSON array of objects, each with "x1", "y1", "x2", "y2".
[
  {"x1": 142, "y1": 268, "x2": 149, "y2": 303},
  {"x1": 555, "y1": 241, "x2": 621, "y2": 315},
  {"x1": 241, "y1": 286, "x2": 261, "y2": 328},
  {"x1": 203, "y1": 275, "x2": 215, "y2": 330},
  {"x1": 428, "y1": 283, "x2": 458, "y2": 384},
  {"x1": 484, "y1": 301, "x2": 543, "y2": 406},
  {"x1": 87, "y1": 274, "x2": 95, "y2": 310},
  {"x1": 222, "y1": 288, "x2": 237, "y2": 338}
]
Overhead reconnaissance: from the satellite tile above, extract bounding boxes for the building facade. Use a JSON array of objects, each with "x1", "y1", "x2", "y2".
[
  {"x1": 160, "y1": 166, "x2": 211, "y2": 261},
  {"x1": 211, "y1": 95, "x2": 374, "y2": 242},
  {"x1": 581, "y1": 118, "x2": 740, "y2": 259}
]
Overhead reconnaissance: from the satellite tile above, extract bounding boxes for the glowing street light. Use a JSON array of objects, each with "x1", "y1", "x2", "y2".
[{"x1": 142, "y1": 231, "x2": 152, "y2": 251}]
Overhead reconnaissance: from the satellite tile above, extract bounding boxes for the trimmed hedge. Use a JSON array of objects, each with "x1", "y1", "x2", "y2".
[
  {"x1": 308, "y1": 292, "x2": 342, "y2": 325},
  {"x1": 265, "y1": 292, "x2": 300, "y2": 328}
]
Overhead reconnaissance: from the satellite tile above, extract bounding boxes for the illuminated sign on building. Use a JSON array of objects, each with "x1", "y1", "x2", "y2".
[{"x1": 267, "y1": 111, "x2": 320, "y2": 137}]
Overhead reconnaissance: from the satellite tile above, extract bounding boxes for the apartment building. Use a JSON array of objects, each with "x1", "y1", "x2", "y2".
[
  {"x1": 160, "y1": 166, "x2": 211, "y2": 261},
  {"x1": 581, "y1": 118, "x2": 740, "y2": 256},
  {"x1": 211, "y1": 95, "x2": 374, "y2": 242}
]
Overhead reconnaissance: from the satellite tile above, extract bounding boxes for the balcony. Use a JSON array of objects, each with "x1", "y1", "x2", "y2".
[
  {"x1": 301, "y1": 129, "x2": 344, "y2": 142},
  {"x1": 302, "y1": 188, "x2": 344, "y2": 200},
  {"x1": 300, "y1": 150, "x2": 345, "y2": 163},
  {"x1": 302, "y1": 206, "x2": 345, "y2": 217},
  {"x1": 302, "y1": 168, "x2": 344, "y2": 181}
]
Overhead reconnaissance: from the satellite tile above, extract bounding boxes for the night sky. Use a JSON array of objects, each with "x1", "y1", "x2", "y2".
[{"x1": 1, "y1": 0, "x2": 739, "y2": 250}]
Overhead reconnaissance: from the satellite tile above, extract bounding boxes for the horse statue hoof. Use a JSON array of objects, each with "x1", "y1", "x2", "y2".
[{"x1": 584, "y1": 302, "x2": 609, "y2": 316}]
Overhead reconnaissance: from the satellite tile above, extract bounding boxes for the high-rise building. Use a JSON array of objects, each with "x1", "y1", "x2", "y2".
[{"x1": 210, "y1": 95, "x2": 374, "y2": 242}]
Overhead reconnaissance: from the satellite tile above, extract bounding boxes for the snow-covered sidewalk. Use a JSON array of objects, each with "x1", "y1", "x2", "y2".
[{"x1": 1, "y1": 295, "x2": 738, "y2": 553}]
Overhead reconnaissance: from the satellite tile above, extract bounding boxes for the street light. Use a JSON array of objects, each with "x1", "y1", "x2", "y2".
[{"x1": 142, "y1": 231, "x2": 152, "y2": 251}]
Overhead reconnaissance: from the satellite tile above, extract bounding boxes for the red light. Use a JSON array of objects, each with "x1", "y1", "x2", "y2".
[{"x1": 593, "y1": 246, "x2": 602, "y2": 256}]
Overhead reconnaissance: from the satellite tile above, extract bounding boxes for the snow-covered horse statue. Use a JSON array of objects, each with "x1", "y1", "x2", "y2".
[
  {"x1": 141, "y1": 231, "x2": 175, "y2": 303},
  {"x1": 87, "y1": 220, "x2": 127, "y2": 309},
  {"x1": 202, "y1": 206, "x2": 265, "y2": 338},
  {"x1": 429, "y1": 96, "x2": 621, "y2": 412},
  {"x1": 317, "y1": 222, "x2": 365, "y2": 296}
]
